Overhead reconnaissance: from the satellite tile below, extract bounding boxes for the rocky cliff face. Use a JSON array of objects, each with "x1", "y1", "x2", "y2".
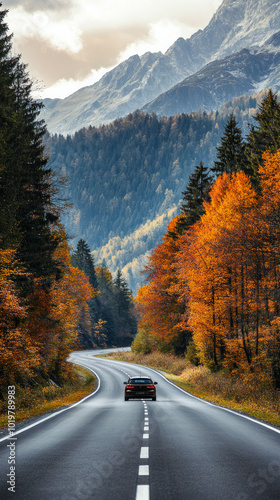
[
  {"x1": 40, "y1": 0, "x2": 280, "y2": 135},
  {"x1": 142, "y1": 36, "x2": 280, "y2": 116}
]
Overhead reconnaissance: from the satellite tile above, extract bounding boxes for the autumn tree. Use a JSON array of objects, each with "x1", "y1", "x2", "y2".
[
  {"x1": 137, "y1": 217, "x2": 190, "y2": 355},
  {"x1": 177, "y1": 172, "x2": 259, "y2": 368},
  {"x1": 256, "y1": 150, "x2": 280, "y2": 387},
  {"x1": 0, "y1": 249, "x2": 40, "y2": 393},
  {"x1": 24, "y1": 232, "x2": 94, "y2": 382}
]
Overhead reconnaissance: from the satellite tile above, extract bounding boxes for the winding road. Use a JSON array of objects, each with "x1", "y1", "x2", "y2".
[{"x1": 0, "y1": 349, "x2": 280, "y2": 499}]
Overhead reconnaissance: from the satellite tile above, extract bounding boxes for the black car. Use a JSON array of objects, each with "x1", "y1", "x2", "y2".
[{"x1": 124, "y1": 376, "x2": 158, "y2": 401}]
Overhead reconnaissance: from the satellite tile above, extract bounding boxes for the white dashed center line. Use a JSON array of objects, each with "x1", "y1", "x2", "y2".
[
  {"x1": 136, "y1": 484, "x2": 149, "y2": 500},
  {"x1": 135, "y1": 401, "x2": 150, "y2": 500},
  {"x1": 139, "y1": 465, "x2": 149, "y2": 475},
  {"x1": 140, "y1": 447, "x2": 149, "y2": 459}
]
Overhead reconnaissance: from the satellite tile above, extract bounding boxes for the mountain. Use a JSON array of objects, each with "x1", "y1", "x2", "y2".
[
  {"x1": 40, "y1": 0, "x2": 280, "y2": 136},
  {"x1": 142, "y1": 34, "x2": 280, "y2": 116}
]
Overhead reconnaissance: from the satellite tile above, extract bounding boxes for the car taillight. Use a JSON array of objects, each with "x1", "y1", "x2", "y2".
[
  {"x1": 146, "y1": 385, "x2": 155, "y2": 389},
  {"x1": 126, "y1": 385, "x2": 135, "y2": 389}
]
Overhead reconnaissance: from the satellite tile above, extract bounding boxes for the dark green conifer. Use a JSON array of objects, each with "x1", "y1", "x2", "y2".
[
  {"x1": 71, "y1": 239, "x2": 98, "y2": 288},
  {"x1": 212, "y1": 114, "x2": 245, "y2": 176},
  {"x1": 174, "y1": 162, "x2": 213, "y2": 235},
  {"x1": 244, "y1": 89, "x2": 280, "y2": 182},
  {"x1": 0, "y1": 4, "x2": 60, "y2": 284},
  {"x1": 113, "y1": 270, "x2": 137, "y2": 344}
]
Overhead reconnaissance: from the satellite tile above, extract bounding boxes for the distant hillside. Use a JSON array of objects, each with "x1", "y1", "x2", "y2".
[{"x1": 47, "y1": 93, "x2": 264, "y2": 292}]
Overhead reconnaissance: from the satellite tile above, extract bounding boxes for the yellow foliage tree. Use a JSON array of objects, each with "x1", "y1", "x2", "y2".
[
  {"x1": 0, "y1": 249, "x2": 40, "y2": 388},
  {"x1": 25, "y1": 232, "x2": 94, "y2": 382},
  {"x1": 177, "y1": 172, "x2": 259, "y2": 368},
  {"x1": 136, "y1": 217, "x2": 188, "y2": 353}
]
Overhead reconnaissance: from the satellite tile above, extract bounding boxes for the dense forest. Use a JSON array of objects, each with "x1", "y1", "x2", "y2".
[
  {"x1": 71, "y1": 239, "x2": 137, "y2": 348},
  {"x1": 134, "y1": 90, "x2": 280, "y2": 388},
  {"x1": 0, "y1": 5, "x2": 136, "y2": 398},
  {"x1": 46, "y1": 93, "x2": 265, "y2": 291}
]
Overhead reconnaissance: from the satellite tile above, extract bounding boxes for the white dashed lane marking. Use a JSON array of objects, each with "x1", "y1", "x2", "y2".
[
  {"x1": 136, "y1": 484, "x2": 149, "y2": 500},
  {"x1": 140, "y1": 447, "x2": 149, "y2": 459},
  {"x1": 139, "y1": 465, "x2": 149, "y2": 476},
  {"x1": 135, "y1": 401, "x2": 150, "y2": 500}
]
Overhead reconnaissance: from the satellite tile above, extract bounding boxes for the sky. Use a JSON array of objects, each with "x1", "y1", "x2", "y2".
[{"x1": 4, "y1": 0, "x2": 223, "y2": 99}]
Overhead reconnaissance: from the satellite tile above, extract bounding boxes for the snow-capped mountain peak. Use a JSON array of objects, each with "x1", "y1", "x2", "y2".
[{"x1": 40, "y1": 0, "x2": 280, "y2": 136}]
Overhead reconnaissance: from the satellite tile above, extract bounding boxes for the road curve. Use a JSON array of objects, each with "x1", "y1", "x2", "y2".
[{"x1": 0, "y1": 349, "x2": 280, "y2": 499}]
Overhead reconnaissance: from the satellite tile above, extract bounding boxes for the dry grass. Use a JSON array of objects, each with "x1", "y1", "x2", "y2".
[
  {"x1": 103, "y1": 350, "x2": 188, "y2": 375},
  {"x1": 0, "y1": 365, "x2": 96, "y2": 429},
  {"x1": 103, "y1": 351, "x2": 280, "y2": 426}
]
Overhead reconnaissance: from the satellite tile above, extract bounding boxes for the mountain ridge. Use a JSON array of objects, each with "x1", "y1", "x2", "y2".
[
  {"x1": 142, "y1": 37, "x2": 280, "y2": 116},
  {"x1": 40, "y1": 0, "x2": 280, "y2": 136}
]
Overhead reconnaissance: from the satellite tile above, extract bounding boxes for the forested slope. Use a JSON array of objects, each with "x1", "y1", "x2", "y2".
[{"x1": 46, "y1": 93, "x2": 265, "y2": 291}]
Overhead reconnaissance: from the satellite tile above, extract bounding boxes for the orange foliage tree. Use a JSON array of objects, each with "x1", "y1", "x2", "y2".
[
  {"x1": 0, "y1": 249, "x2": 40, "y2": 389},
  {"x1": 24, "y1": 232, "x2": 94, "y2": 382},
  {"x1": 256, "y1": 150, "x2": 280, "y2": 386},
  {"x1": 176, "y1": 151, "x2": 280, "y2": 385},
  {"x1": 177, "y1": 172, "x2": 259, "y2": 368},
  {"x1": 136, "y1": 217, "x2": 189, "y2": 354}
]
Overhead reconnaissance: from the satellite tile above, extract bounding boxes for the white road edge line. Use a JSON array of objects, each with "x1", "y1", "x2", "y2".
[
  {"x1": 143, "y1": 365, "x2": 280, "y2": 436},
  {"x1": 95, "y1": 356, "x2": 280, "y2": 436},
  {"x1": 0, "y1": 362, "x2": 101, "y2": 443}
]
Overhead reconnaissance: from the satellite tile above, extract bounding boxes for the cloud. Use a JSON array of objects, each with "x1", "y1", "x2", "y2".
[
  {"x1": 6, "y1": 4, "x2": 83, "y2": 53},
  {"x1": 5, "y1": 0, "x2": 223, "y2": 98},
  {"x1": 5, "y1": 0, "x2": 71, "y2": 12},
  {"x1": 118, "y1": 19, "x2": 196, "y2": 61}
]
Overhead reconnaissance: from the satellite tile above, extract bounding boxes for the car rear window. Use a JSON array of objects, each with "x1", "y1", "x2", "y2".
[{"x1": 130, "y1": 378, "x2": 153, "y2": 384}]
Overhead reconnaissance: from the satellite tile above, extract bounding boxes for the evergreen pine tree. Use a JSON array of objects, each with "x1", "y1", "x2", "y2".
[
  {"x1": 244, "y1": 89, "x2": 280, "y2": 182},
  {"x1": 113, "y1": 270, "x2": 137, "y2": 345},
  {"x1": 0, "y1": 4, "x2": 60, "y2": 285},
  {"x1": 71, "y1": 239, "x2": 98, "y2": 288},
  {"x1": 71, "y1": 239, "x2": 101, "y2": 346},
  {"x1": 0, "y1": 5, "x2": 21, "y2": 247},
  {"x1": 96, "y1": 263, "x2": 116, "y2": 345},
  {"x1": 174, "y1": 162, "x2": 213, "y2": 235},
  {"x1": 212, "y1": 114, "x2": 245, "y2": 176}
]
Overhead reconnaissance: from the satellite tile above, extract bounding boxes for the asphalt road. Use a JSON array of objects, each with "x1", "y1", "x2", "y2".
[{"x1": 0, "y1": 349, "x2": 280, "y2": 500}]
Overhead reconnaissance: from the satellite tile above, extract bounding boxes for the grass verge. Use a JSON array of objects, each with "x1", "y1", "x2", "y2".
[
  {"x1": 0, "y1": 364, "x2": 96, "y2": 430},
  {"x1": 101, "y1": 351, "x2": 280, "y2": 427}
]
